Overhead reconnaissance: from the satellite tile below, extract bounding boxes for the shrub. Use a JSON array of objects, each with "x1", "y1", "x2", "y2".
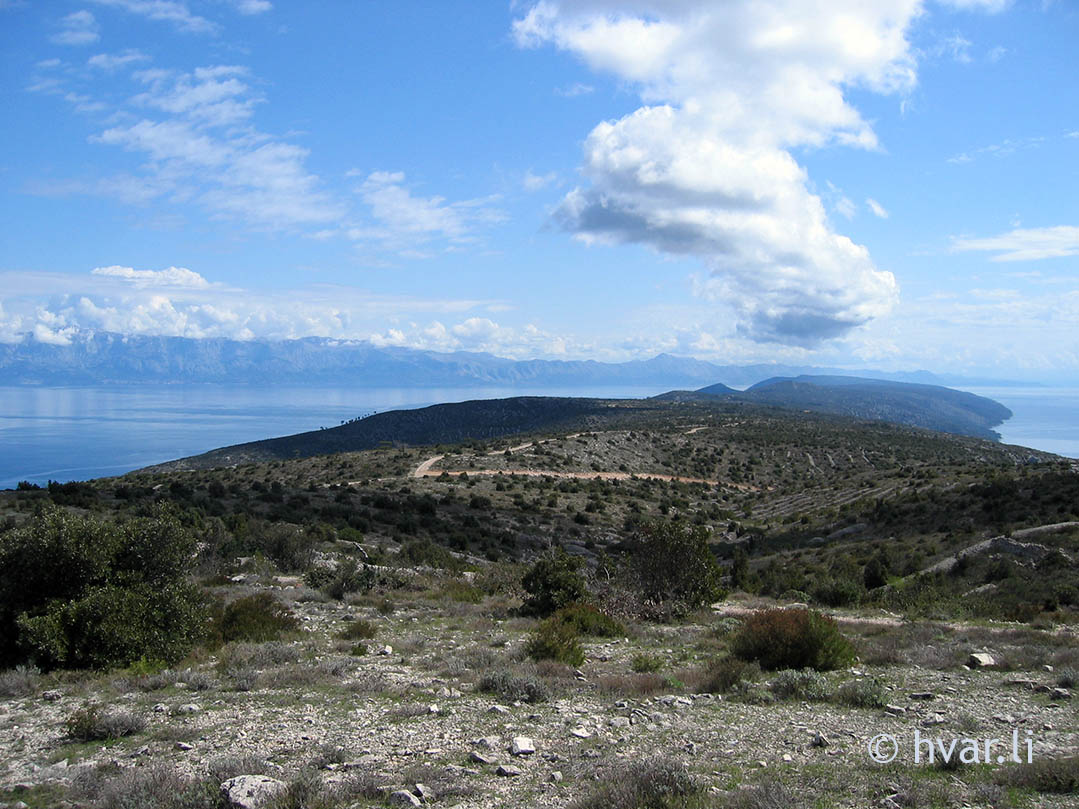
[
  {"x1": 768, "y1": 668, "x2": 831, "y2": 701},
  {"x1": 625, "y1": 521, "x2": 726, "y2": 616},
  {"x1": 0, "y1": 505, "x2": 207, "y2": 671},
  {"x1": 731, "y1": 608, "x2": 855, "y2": 671},
  {"x1": 338, "y1": 618, "x2": 377, "y2": 641},
  {"x1": 631, "y1": 653, "x2": 664, "y2": 673},
  {"x1": 65, "y1": 703, "x2": 146, "y2": 741},
  {"x1": 320, "y1": 558, "x2": 377, "y2": 600},
  {"x1": 696, "y1": 656, "x2": 760, "y2": 694},
  {"x1": 550, "y1": 603, "x2": 624, "y2": 637},
  {"x1": 216, "y1": 593, "x2": 298, "y2": 644},
  {"x1": 477, "y1": 670, "x2": 549, "y2": 703},
  {"x1": 526, "y1": 618, "x2": 585, "y2": 666},
  {"x1": 833, "y1": 677, "x2": 886, "y2": 708},
  {"x1": 1056, "y1": 668, "x2": 1078, "y2": 688},
  {"x1": 0, "y1": 665, "x2": 40, "y2": 698},
  {"x1": 570, "y1": 757, "x2": 702, "y2": 809},
  {"x1": 994, "y1": 756, "x2": 1079, "y2": 794},
  {"x1": 520, "y1": 549, "x2": 587, "y2": 617}
]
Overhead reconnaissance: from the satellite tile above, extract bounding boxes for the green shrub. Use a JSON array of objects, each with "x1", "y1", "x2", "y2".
[
  {"x1": 526, "y1": 618, "x2": 585, "y2": 666},
  {"x1": 520, "y1": 549, "x2": 587, "y2": 617},
  {"x1": 631, "y1": 653, "x2": 664, "y2": 673},
  {"x1": 65, "y1": 703, "x2": 146, "y2": 741},
  {"x1": 0, "y1": 505, "x2": 208, "y2": 671},
  {"x1": 769, "y1": 668, "x2": 831, "y2": 700},
  {"x1": 626, "y1": 521, "x2": 726, "y2": 616},
  {"x1": 732, "y1": 608, "x2": 855, "y2": 671},
  {"x1": 216, "y1": 594, "x2": 298, "y2": 643},
  {"x1": 550, "y1": 603, "x2": 624, "y2": 637},
  {"x1": 834, "y1": 677, "x2": 886, "y2": 708},
  {"x1": 477, "y1": 670, "x2": 549, "y2": 703},
  {"x1": 338, "y1": 618, "x2": 377, "y2": 641},
  {"x1": 570, "y1": 757, "x2": 702, "y2": 809},
  {"x1": 994, "y1": 756, "x2": 1079, "y2": 794},
  {"x1": 319, "y1": 558, "x2": 377, "y2": 600},
  {"x1": 697, "y1": 656, "x2": 760, "y2": 694}
]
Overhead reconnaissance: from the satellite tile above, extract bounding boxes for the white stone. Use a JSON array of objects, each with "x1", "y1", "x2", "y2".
[
  {"x1": 511, "y1": 737, "x2": 535, "y2": 756},
  {"x1": 220, "y1": 775, "x2": 288, "y2": 809},
  {"x1": 388, "y1": 789, "x2": 422, "y2": 807}
]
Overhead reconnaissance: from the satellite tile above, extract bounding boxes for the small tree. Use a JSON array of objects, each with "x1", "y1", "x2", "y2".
[
  {"x1": 520, "y1": 548, "x2": 587, "y2": 617},
  {"x1": 626, "y1": 520, "x2": 726, "y2": 615}
]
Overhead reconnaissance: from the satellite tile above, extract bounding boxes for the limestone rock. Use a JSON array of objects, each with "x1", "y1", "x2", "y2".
[
  {"x1": 220, "y1": 775, "x2": 288, "y2": 809},
  {"x1": 510, "y1": 737, "x2": 535, "y2": 756}
]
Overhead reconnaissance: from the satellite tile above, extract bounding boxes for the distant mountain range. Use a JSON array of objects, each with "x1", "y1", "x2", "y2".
[
  {"x1": 655, "y1": 375, "x2": 1013, "y2": 441},
  {"x1": 0, "y1": 332, "x2": 1032, "y2": 389}
]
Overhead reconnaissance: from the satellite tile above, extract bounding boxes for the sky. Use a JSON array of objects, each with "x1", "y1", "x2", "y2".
[{"x1": 1, "y1": 0, "x2": 1077, "y2": 381}]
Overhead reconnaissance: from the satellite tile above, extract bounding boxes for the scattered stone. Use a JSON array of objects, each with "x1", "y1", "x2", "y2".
[
  {"x1": 473, "y1": 736, "x2": 499, "y2": 750},
  {"x1": 551, "y1": 771, "x2": 563, "y2": 783},
  {"x1": 377, "y1": 645, "x2": 393, "y2": 656},
  {"x1": 175, "y1": 742, "x2": 194, "y2": 751},
  {"x1": 609, "y1": 717, "x2": 631, "y2": 728},
  {"x1": 884, "y1": 705, "x2": 906, "y2": 716},
  {"x1": 153, "y1": 703, "x2": 167, "y2": 713},
  {"x1": 511, "y1": 737, "x2": 535, "y2": 756},
  {"x1": 388, "y1": 789, "x2": 421, "y2": 807},
  {"x1": 131, "y1": 745, "x2": 150, "y2": 757},
  {"x1": 488, "y1": 705, "x2": 510, "y2": 715},
  {"x1": 569, "y1": 727, "x2": 592, "y2": 739},
  {"x1": 220, "y1": 775, "x2": 288, "y2": 809},
  {"x1": 1004, "y1": 678, "x2": 1036, "y2": 690},
  {"x1": 174, "y1": 704, "x2": 200, "y2": 715},
  {"x1": 41, "y1": 690, "x2": 62, "y2": 702},
  {"x1": 496, "y1": 765, "x2": 522, "y2": 777},
  {"x1": 968, "y1": 653, "x2": 997, "y2": 668},
  {"x1": 811, "y1": 732, "x2": 829, "y2": 748},
  {"x1": 782, "y1": 753, "x2": 793, "y2": 762},
  {"x1": 908, "y1": 692, "x2": 935, "y2": 701},
  {"x1": 1051, "y1": 688, "x2": 1071, "y2": 700},
  {"x1": 414, "y1": 783, "x2": 435, "y2": 801},
  {"x1": 470, "y1": 752, "x2": 495, "y2": 765},
  {"x1": 921, "y1": 713, "x2": 946, "y2": 727},
  {"x1": 427, "y1": 704, "x2": 440, "y2": 715}
]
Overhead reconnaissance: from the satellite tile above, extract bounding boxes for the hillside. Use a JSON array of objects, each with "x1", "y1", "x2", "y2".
[{"x1": 688, "y1": 375, "x2": 1012, "y2": 440}]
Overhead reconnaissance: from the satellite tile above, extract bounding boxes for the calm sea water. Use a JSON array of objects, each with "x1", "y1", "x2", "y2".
[
  {"x1": 1, "y1": 384, "x2": 1075, "y2": 490},
  {"x1": 0, "y1": 385, "x2": 663, "y2": 490}
]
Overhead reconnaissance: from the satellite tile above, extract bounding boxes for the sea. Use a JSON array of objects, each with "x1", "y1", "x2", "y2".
[{"x1": 0, "y1": 384, "x2": 1075, "y2": 491}]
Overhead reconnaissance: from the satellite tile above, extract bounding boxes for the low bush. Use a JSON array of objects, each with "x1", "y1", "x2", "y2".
[
  {"x1": 631, "y1": 653, "x2": 664, "y2": 673},
  {"x1": 337, "y1": 618, "x2": 377, "y2": 641},
  {"x1": 520, "y1": 549, "x2": 587, "y2": 617},
  {"x1": 769, "y1": 668, "x2": 831, "y2": 701},
  {"x1": 215, "y1": 593, "x2": 298, "y2": 644},
  {"x1": 834, "y1": 677, "x2": 886, "y2": 708},
  {"x1": 477, "y1": 670, "x2": 549, "y2": 703},
  {"x1": 994, "y1": 755, "x2": 1079, "y2": 794},
  {"x1": 0, "y1": 665, "x2": 40, "y2": 698},
  {"x1": 695, "y1": 656, "x2": 760, "y2": 694},
  {"x1": 319, "y1": 558, "x2": 378, "y2": 601},
  {"x1": 570, "y1": 757, "x2": 702, "y2": 809},
  {"x1": 550, "y1": 603, "x2": 625, "y2": 637},
  {"x1": 65, "y1": 703, "x2": 146, "y2": 741},
  {"x1": 624, "y1": 521, "x2": 726, "y2": 617},
  {"x1": 525, "y1": 618, "x2": 585, "y2": 667},
  {"x1": 731, "y1": 608, "x2": 855, "y2": 671}
]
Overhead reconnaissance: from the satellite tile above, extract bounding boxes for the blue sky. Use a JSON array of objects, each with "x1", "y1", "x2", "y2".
[{"x1": 1, "y1": 0, "x2": 1076, "y2": 380}]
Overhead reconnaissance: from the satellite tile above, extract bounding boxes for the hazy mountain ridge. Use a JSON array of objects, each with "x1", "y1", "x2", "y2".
[{"x1": 0, "y1": 332, "x2": 1030, "y2": 388}]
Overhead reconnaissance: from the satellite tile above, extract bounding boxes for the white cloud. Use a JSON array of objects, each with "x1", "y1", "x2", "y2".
[
  {"x1": 554, "y1": 82, "x2": 594, "y2": 97},
  {"x1": 516, "y1": 1, "x2": 910, "y2": 344},
  {"x1": 952, "y1": 225, "x2": 1079, "y2": 261},
  {"x1": 523, "y1": 169, "x2": 558, "y2": 191},
  {"x1": 88, "y1": 49, "x2": 150, "y2": 71},
  {"x1": 936, "y1": 0, "x2": 1012, "y2": 12},
  {"x1": 835, "y1": 196, "x2": 856, "y2": 220},
  {"x1": 866, "y1": 198, "x2": 890, "y2": 218},
  {"x1": 349, "y1": 172, "x2": 504, "y2": 254},
  {"x1": 228, "y1": 0, "x2": 271, "y2": 13},
  {"x1": 91, "y1": 265, "x2": 212, "y2": 288},
  {"x1": 132, "y1": 65, "x2": 258, "y2": 127},
  {"x1": 88, "y1": 0, "x2": 217, "y2": 34},
  {"x1": 52, "y1": 10, "x2": 100, "y2": 46}
]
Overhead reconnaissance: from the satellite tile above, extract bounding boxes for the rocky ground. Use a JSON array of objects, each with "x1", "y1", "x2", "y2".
[{"x1": 1, "y1": 581, "x2": 1076, "y2": 809}]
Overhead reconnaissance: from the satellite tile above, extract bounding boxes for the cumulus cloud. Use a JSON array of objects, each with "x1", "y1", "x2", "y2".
[
  {"x1": 91, "y1": 265, "x2": 212, "y2": 288},
  {"x1": 952, "y1": 225, "x2": 1079, "y2": 261},
  {"x1": 515, "y1": 0, "x2": 911, "y2": 344},
  {"x1": 52, "y1": 10, "x2": 100, "y2": 46}
]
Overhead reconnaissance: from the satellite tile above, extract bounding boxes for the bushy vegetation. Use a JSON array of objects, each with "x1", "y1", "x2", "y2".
[
  {"x1": 570, "y1": 757, "x2": 704, "y2": 809},
  {"x1": 732, "y1": 608, "x2": 855, "y2": 672},
  {"x1": 477, "y1": 670, "x2": 549, "y2": 703},
  {"x1": 549, "y1": 603, "x2": 625, "y2": 637},
  {"x1": 0, "y1": 505, "x2": 207, "y2": 670},
  {"x1": 526, "y1": 617, "x2": 586, "y2": 666},
  {"x1": 623, "y1": 520, "x2": 726, "y2": 616},
  {"x1": 520, "y1": 549, "x2": 587, "y2": 617},
  {"x1": 213, "y1": 593, "x2": 298, "y2": 644},
  {"x1": 65, "y1": 703, "x2": 146, "y2": 741},
  {"x1": 768, "y1": 668, "x2": 831, "y2": 700}
]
